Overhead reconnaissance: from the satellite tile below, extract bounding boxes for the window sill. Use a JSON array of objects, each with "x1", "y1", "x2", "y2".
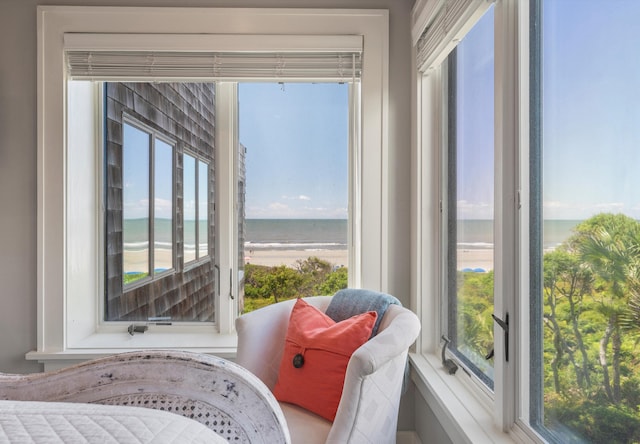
[
  {"x1": 26, "y1": 332, "x2": 238, "y2": 371},
  {"x1": 409, "y1": 352, "x2": 519, "y2": 444}
]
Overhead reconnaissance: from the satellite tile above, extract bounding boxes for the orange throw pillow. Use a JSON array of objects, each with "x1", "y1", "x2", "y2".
[{"x1": 272, "y1": 298, "x2": 377, "y2": 421}]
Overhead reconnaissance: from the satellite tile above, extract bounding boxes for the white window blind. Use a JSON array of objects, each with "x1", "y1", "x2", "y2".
[
  {"x1": 415, "y1": 0, "x2": 494, "y2": 72},
  {"x1": 64, "y1": 34, "x2": 362, "y2": 82}
]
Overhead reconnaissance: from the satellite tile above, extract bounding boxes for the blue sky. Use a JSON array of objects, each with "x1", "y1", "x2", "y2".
[
  {"x1": 458, "y1": 1, "x2": 640, "y2": 221},
  {"x1": 542, "y1": 0, "x2": 640, "y2": 220},
  {"x1": 239, "y1": 82, "x2": 348, "y2": 219}
]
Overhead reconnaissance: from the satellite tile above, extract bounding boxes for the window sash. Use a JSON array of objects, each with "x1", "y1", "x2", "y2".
[{"x1": 414, "y1": 0, "x2": 525, "y2": 438}]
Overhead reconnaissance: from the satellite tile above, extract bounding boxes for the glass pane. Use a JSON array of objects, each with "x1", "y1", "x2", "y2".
[
  {"x1": 239, "y1": 83, "x2": 349, "y2": 312},
  {"x1": 534, "y1": 0, "x2": 640, "y2": 441},
  {"x1": 154, "y1": 138, "x2": 173, "y2": 272},
  {"x1": 448, "y1": 6, "x2": 494, "y2": 385},
  {"x1": 198, "y1": 160, "x2": 209, "y2": 258},
  {"x1": 183, "y1": 153, "x2": 197, "y2": 264},
  {"x1": 123, "y1": 123, "x2": 150, "y2": 284}
]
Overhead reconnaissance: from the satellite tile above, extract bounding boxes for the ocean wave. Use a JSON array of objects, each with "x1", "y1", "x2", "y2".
[
  {"x1": 245, "y1": 241, "x2": 347, "y2": 251},
  {"x1": 457, "y1": 242, "x2": 494, "y2": 249}
]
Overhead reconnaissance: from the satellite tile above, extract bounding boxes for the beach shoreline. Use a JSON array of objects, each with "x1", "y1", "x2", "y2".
[
  {"x1": 123, "y1": 247, "x2": 495, "y2": 272},
  {"x1": 244, "y1": 248, "x2": 495, "y2": 271}
]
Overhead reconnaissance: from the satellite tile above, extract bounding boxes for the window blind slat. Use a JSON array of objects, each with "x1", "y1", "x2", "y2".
[
  {"x1": 66, "y1": 51, "x2": 362, "y2": 81},
  {"x1": 416, "y1": 0, "x2": 493, "y2": 72}
]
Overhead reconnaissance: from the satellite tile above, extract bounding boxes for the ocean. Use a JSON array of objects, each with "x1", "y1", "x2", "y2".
[
  {"x1": 122, "y1": 219, "x2": 580, "y2": 253},
  {"x1": 245, "y1": 219, "x2": 348, "y2": 251},
  {"x1": 457, "y1": 219, "x2": 581, "y2": 250},
  {"x1": 123, "y1": 218, "x2": 206, "y2": 253}
]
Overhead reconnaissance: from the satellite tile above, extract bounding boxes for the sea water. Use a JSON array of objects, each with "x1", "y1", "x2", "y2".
[
  {"x1": 457, "y1": 219, "x2": 581, "y2": 250},
  {"x1": 245, "y1": 219, "x2": 348, "y2": 251},
  {"x1": 122, "y1": 219, "x2": 579, "y2": 253}
]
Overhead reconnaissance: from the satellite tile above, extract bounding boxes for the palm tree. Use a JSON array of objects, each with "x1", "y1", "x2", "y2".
[{"x1": 572, "y1": 213, "x2": 640, "y2": 403}]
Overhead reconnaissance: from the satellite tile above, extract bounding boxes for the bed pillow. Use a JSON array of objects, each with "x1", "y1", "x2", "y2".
[{"x1": 272, "y1": 298, "x2": 377, "y2": 421}]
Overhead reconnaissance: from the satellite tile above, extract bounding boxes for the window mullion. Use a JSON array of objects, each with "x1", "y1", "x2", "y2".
[
  {"x1": 215, "y1": 82, "x2": 239, "y2": 333},
  {"x1": 149, "y1": 136, "x2": 156, "y2": 278},
  {"x1": 493, "y1": 0, "x2": 519, "y2": 432}
]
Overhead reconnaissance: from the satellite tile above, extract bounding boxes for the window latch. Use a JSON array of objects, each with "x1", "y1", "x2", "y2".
[
  {"x1": 441, "y1": 335, "x2": 458, "y2": 375},
  {"x1": 127, "y1": 324, "x2": 148, "y2": 335},
  {"x1": 491, "y1": 313, "x2": 509, "y2": 362}
]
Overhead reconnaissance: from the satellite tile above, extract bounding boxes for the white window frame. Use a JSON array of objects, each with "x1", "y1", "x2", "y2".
[
  {"x1": 119, "y1": 115, "x2": 177, "y2": 290},
  {"x1": 411, "y1": 0, "x2": 544, "y2": 442},
  {"x1": 31, "y1": 6, "x2": 389, "y2": 370}
]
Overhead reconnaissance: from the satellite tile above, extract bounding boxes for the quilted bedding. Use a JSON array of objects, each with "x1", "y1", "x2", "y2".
[{"x1": 0, "y1": 400, "x2": 227, "y2": 443}]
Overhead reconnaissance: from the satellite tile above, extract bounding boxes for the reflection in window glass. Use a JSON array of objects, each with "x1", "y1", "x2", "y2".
[
  {"x1": 154, "y1": 138, "x2": 173, "y2": 272},
  {"x1": 532, "y1": 0, "x2": 640, "y2": 441},
  {"x1": 447, "y1": 6, "x2": 494, "y2": 386},
  {"x1": 123, "y1": 123, "x2": 150, "y2": 283},
  {"x1": 183, "y1": 153, "x2": 197, "y2": 264},
  {"x1": 198, "y1": 160, "x2": 209, "y2": 258}
]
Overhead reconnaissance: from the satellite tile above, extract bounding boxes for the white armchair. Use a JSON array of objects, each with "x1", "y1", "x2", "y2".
[{"x1": 235, "y1": 295, "x2": 421, "y2": 444}]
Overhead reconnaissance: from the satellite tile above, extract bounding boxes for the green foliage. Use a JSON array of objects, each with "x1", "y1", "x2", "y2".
[
  {"x1": 457, "y1": 271, "x2": 494, "y2": 370},
  {"x1": 316, "y1": 266, "x2": 348, "y2": 295},
  {"x1": 124, "y1": 272, "x2": 148, "y2": 285},
  {"x1": 453, "y1": 213, "x2": 640, "y2": 441},
  {"x1": 242, "y1": 257, "x2": 348, "y2": 313},
  {"x1": 535, "y1": 213, "x2": 640, "y2": 441}
]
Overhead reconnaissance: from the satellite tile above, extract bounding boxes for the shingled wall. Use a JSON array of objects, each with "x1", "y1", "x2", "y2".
[{"x1": 105, "y1": 82, "x2": 216, "y2": 322}]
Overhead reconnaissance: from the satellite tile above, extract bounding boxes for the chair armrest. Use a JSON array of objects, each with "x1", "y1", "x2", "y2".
[{"x1": 348, "y1": 305, "x2": 421, "y2": 376}]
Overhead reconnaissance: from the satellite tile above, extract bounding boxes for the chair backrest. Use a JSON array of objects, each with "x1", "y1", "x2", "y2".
[{"x1": 235, "y1": 296, "x2": 421, "y2": 444}]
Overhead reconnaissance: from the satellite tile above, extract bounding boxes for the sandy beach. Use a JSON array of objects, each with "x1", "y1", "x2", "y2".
[
  {"x1": 457, "y1": 248, "x2": 494, "y2": 271},
  {"x1": 123, "y1": 247, "x2": 494, "y2": 271},
  {"x1": 245, "y1": 248, "x2": 494, "y2": 271},
  {"x1": 245, "y1": 249, "x2": 349, "y2": 268}
]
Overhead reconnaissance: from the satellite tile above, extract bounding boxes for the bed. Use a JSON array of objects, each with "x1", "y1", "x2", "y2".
[{"x1": 0, "y1": 350, "x2": 290, "y2": 443}]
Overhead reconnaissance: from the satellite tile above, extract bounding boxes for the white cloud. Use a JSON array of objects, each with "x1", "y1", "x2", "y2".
[
  {"x1": 246, "y1": 202, "x2": 347, "y2": 219},
  {"x1": 281, "y1": 195, "x2": 312, "y2": 201},
  {"x1": 268, "y1": 202, "x2": 290, "y2": 211}
]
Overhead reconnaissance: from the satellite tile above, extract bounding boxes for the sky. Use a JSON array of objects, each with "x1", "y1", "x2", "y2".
[
  {"x1": 122, "y1": 82, "x2": 349, "y2": 221},
  {"x1": 457, "y1": 1, "x2": 640, "y2": 221},
  {"x1": 239, "y1": 82, "x2": 349, "y2": 219}
]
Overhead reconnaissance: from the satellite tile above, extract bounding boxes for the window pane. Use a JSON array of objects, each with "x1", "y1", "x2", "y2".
[
  {"x1": 533, "y1": 0, "x2": 640, "y2": 441},
  {"x1": 198, "y1": 160, "x2": 209, "y2": 258},
  {"x1": 154, "y1": 138, "x2": 173, "y2": 272},
  {"x1": 239, "y1": 83, "x2": 349, "y2": 312},
  {"x1": 123, "y1": 123, "x2": 150, "y2": 284},
  {"x1": 183, "y1": 153, "x2": 197, "y2": 264},
  {"x1": 447, "y1": 6, "x2": 494, "y2": 385},
  {"x1": 105, "y1": 83, "x2": 215, "y2": 322}
]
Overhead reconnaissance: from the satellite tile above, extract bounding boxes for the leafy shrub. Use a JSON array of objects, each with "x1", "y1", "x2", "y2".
[{"x1": 242, "y1": 257, "x2": 348, "y2": 312}]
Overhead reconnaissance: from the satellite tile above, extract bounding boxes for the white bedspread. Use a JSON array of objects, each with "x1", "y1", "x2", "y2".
[{"x1": 0, "y1": 400, "x2": 227, "y2": 443}]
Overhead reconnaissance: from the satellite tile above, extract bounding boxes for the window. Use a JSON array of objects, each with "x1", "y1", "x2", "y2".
[
  {"x1": 530, "y1": 0, "x2": 640, "y2": 441},
  {"x1": 239, "y1": 83, "x2": 350, "y2": 312},
  {"x1": 414, "y1": 0, "x2": 640, "y2": 442},
  {"x1": 182, "y1": 152, "x2": 210, "y2": 264},
  {"x1": 120, "y1": 120, "x2": 175, "y2": 287},
  {"x1": 34, "y1": 7, "x2": 388, "y2": 362},
  {"x1": 104, "y1": 83, "x2": 214, "y2": 324},
  {"x1": 444, "y1": 6, "x2": 495, "y2": 387}
]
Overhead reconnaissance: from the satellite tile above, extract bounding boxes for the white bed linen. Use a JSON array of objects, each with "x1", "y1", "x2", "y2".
[{"x1": 0, "y1": 400, "x2": 227, "y2": 443}]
